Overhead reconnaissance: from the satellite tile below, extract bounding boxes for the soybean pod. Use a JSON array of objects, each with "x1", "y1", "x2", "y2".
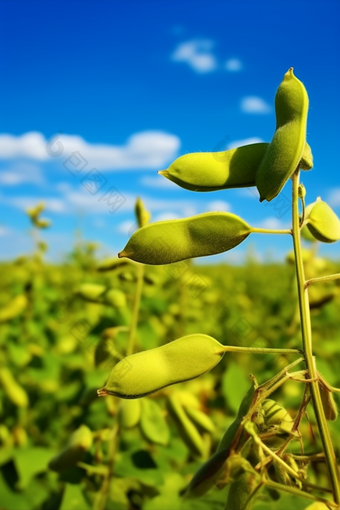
[
  {"x1": 118, "y1": 212, "x2": 252, "y2": 265},
  {"x1": 159, "y1": 142, "x2": 313, "y2": 193},
  {"x1": 97, "y1": 334, "x2": 225, "y2": 399},
  {"x1": 256, "y1": 68, "x2": 309, "y2": 202}
]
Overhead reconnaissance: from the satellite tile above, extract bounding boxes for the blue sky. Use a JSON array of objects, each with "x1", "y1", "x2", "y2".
[{"x1": 1, "y1": 0, "x2": 340, "y2": 263}]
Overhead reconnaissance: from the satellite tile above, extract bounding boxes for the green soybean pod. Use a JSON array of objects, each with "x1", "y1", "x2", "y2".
[
  {"x1": 217, "y1": 381, "x2": 255, "y2": 452},
  {"x1": 159, "y1": 143, "x2": 268, "y2": 192},
  {"x1": 0, "y1": 295, "x2": 28, "y2": 323},
  {"x1": 185, "y1": 446, "x2": 230, "y2": 498},
  {"x1": 97, "y1": 257, "x2": 131, "y2": 272},
  {"x1": 35, "y1": 218, "x2": 51, "y2": 229},
  {"x1": 135, "y1": 196, "x2": 151, "y2": 228},
  {"x1": 48, "y1": 425, "x2": 93, "y2": 472},
  {"x1": 186, "y1": 381, "x2": 255, "y2": 497},
  {"x1": 0, "y1": 367, "x2": 29, "y2": 408},
  {"x1": 104, "y1": 289, "x2": 127, "y2": 308},
  {"x1": 300, "y1": 141, "x2": 313, "y2": 170},
  {"x1": 306, "y1": 200, "x2": 340, "y2": 243},
  {"x1": 118, "y1": 212, "x2": 252, "y2": 265},
  {"x1": 261, "y1": 399, "x2": 293, "y2": 428},
  {"x1": 97, "y1": 334, "x2": 225, "y2": 399},
  {"x1": 140, "y1": 398, "x2": 170, "y2": 445},
  {"x1": 118, "y1": 399, "x2": 141, "y2": 429},
  {"x1": 77, "y1": 284, "x2": 106, "y2": 302},
  {"x1": 159, "y1": 142, "x2": 313, "y2": 193},
  {"x1": 184, "y1": 406, "x2": 215, "y2": 433},
  {"x1": 256, "y1": 68, "x2": 309, "y2": 202},
  {"x1": 225, "y1": 469, "x2": 260, "y2": 510},
  {"x1": 318, "y1": 378, "x2": 338, "y2": 421},
  {"x1": 167, "y1": 395, "x2": 205, "y2": 458}
]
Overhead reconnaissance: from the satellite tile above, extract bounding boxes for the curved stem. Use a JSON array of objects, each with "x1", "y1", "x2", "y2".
[
  {"x1": 291, "y1": 171, "x2": 340, "y2": 505},
  {"x1": 305, "y1": 273, "x2": 340, "y2": 288},
  {"x1": 299, "y1": 193, "x2": 306, "y2": 227},
  {"x1": 264, "y1": 479, "x2": 338, "y2": 507}
]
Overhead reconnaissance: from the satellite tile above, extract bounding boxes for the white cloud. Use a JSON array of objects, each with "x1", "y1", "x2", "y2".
[
  {"x1": 237, "y1": 187, "x2": 260, "y2": 200},
  {"x1": 92, "y1": 218, "x2": 106, "y2": 229},
  {"x1": 0, "y1": 131, "x2": 180, "y2": 171},
  {"x1": 256, "y1": 217, "x2": 290, "y2": 230},
  {"x1": 171, "y1": 39, "x2": 217, "y2": 73},
  {"x1": 0, "y1": 225, "x2": 12, "y2": 236},
  {"x1": 225, "y1": 58, "x2": 242, "y2": 72},
  {"x1": 206, "y1": 200, "x2": 231, "y2": 212},
  {"x1": 241, "y1": 96, "x2": 271, "y2": 114},
  {"x1": 328, "y1": 188, "x2": 340, "y2": 208},
  {"x1": 140, "y1": 175, "x2": 174, "y2": 189},
  {"x1": 227, "y1": 137, "x2": 265, "y2": 150},
  {"x1": 153, "y1": 212, "x2": 180, "y2": 221},
  {"x1": 10, "y1": 196, "x2": 67, "y2": 213},
  {"x1": 0, "y1": 163, "x2": 44, "y2": 186},
  {"x1": 118, "y1": 220, "x2": 135, "y2": 235}
]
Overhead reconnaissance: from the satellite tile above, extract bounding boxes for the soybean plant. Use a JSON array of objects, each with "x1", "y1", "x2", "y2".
[{"x1": 99, "y1": 68, "x2": 340, "y2": 509}]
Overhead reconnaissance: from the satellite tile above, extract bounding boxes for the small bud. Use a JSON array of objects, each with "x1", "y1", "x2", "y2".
[{"x1": 135, "y1": 197, "x2": 151, "y2": 228}]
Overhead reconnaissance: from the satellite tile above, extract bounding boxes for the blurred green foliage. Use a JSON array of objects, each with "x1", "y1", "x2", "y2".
[{"x1": 1, "y1": 240, "x2": 340, "y2": 510}]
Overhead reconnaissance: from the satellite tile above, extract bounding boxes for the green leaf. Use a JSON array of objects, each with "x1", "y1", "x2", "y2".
[
  {"x1": 60, "y1": 484, "x2": 91, "y2": 510},
  {"x1": 140, "y1": 398, "x2": 170, "y2": 445},
  {"x1": 14, "y1": 447, "x2": 55, "y2": 488},
  {"x1": 0, "y1": 473, "x2": 28, "y2": 510},
  {"x1": 222, "y1": 362, "x2": 251, "y2": 413}
]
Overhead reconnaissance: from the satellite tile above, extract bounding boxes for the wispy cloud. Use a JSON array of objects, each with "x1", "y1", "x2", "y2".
[
  {"x1": 0, "y1": 162, "x2": 44, "y2": 185},
  {"x1": 0, "y1": 225, "x2": 12, "y2": 236},
  {"x1": 256, "y1": 217, "x2": 290, "y2": 230},
  {"x1": 171, "y1": 39, "x2": 243, "y2": 75},
  {"x1": 206, "y1": 200, "x2": 231, "y2": 212},
  {"x1": 10, "y1": 196, "x2": 67, "y2": 213},
  {"x1": 241, "y1": 96, "x2": 271, "y2": 114},
  {"x1": 171, "y1": 39, "x2": 217, "y2": 73},
  {"x1": 225, "y1": 58, "x2": 243, "y2": 71},
  {"x1": 140, "y1": 175, "x2": 175, "y2": 189},
  {"x1": 328, "y1": 188, "x2": 340, "y2": 208},
  {"x1": 0, "y1": 131, "x2": 180, "y2": 171}
]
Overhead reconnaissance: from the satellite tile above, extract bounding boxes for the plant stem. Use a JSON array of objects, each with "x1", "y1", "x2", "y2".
[
  {"x1": 94, "y1": 423, "x2": 119, "y2": 510},
  {"x1": 221, "y1": 345, "x2": 301, "y2": 355},
  {"x1": 264, "y1": 479, "x2": 338, "y2": 507},
  {"x1": 305, "y1": 273, "x2": 340, "y2": 288},
  {"x1": 126, "y1": 264, "x2": 144, "y2": 356},
  {"x1": 291, "y1": 170, "x2": 340, "y2": 505},
  {"x1": 251, "y1": 227, "x2": 292, "y2": 235},
  {"x1": 96, "y1": 264, "x2": 144, "y2": 509}
]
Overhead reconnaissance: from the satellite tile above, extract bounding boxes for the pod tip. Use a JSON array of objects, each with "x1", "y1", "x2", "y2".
[
  {"x1": 158, "y1": 170, "x2": 168, "y2": 177},
  {"x1": 118, "y1": 251, "x2": 126, "y2": 259},
  {"x1": 97, "y1": 388, "x2": 110, "y2": 397}
]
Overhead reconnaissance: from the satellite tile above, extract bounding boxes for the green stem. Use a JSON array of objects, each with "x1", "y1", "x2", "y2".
[
  {"x1": 305, "y1": 273, "x2": 340, "y2": 288},
  {"x1": 96, "y1": 264, "x2": 145, "y2": 509},
  {"x1": 94, "y1": 423, "x2": 119, "y2": 510},
  {"x1": 291, "y1": 171, "x2": 340, "y2": 505},
  {"x1": 221, "y1": 345, "x2": 301, "y2": 355},
  {"x1": 126, "y1": 264, "x2": 144, "y2": 356},
  {"x1": 264, "y1": 479, "x2": 337, "y2": 507},
  {"x1": 251, "y1": 228, "x2": 292, "y2": 235},
  {"x1": 299, "y1": 192, "x2": 306, "y2": 227}
]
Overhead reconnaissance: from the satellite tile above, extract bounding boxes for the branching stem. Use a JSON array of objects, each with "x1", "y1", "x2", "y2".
[{"x1": 291, "y1": 170, "x2": 340, "y2": 505}]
